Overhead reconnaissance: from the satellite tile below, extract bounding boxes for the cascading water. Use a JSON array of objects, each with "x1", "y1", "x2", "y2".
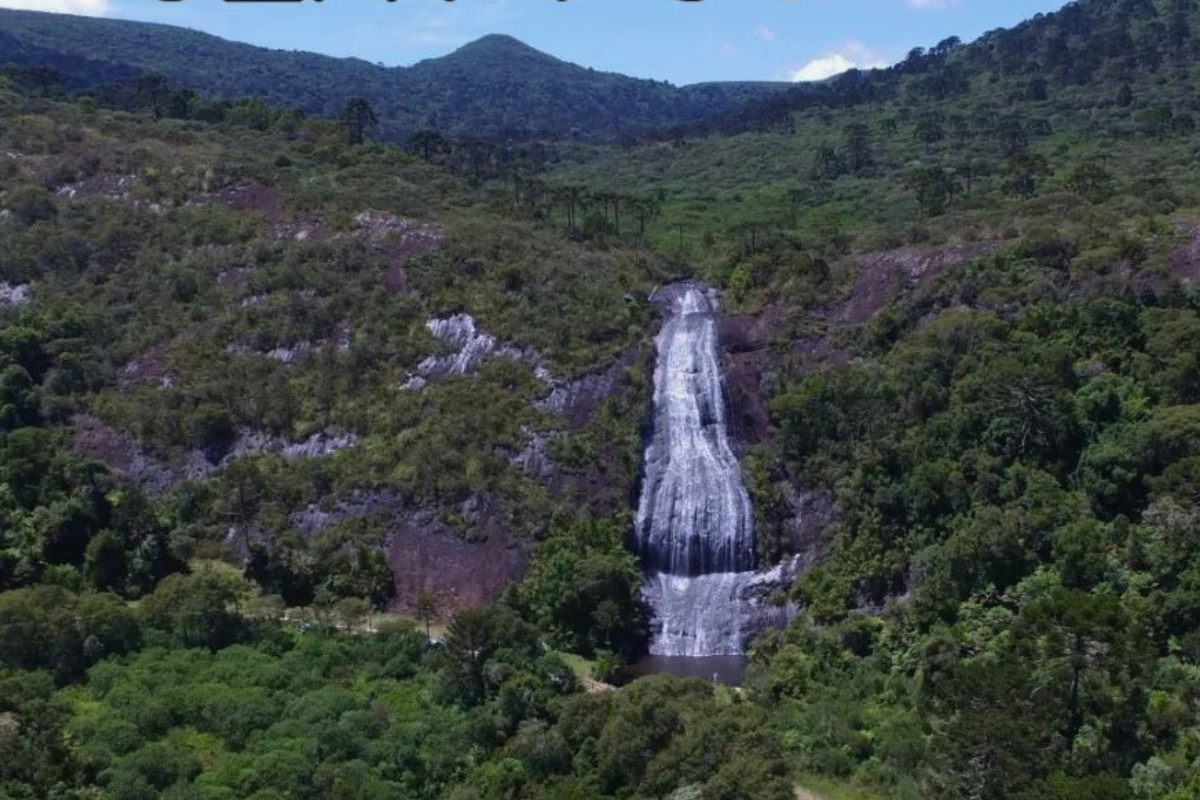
[{"x1": 636, "y1": 283, "x2": 757, "y2": 657}]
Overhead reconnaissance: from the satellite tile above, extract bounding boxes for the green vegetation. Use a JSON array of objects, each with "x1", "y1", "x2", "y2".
[
  {"x1": 4, "y1": 0, "x2": 1200, "y2": 799},
  {"x1": 0, "y1": 72, "x2": 660, "y2": 610},
  {"x1": 0, "y1": 12, "x2": 786, "y2": 142}
]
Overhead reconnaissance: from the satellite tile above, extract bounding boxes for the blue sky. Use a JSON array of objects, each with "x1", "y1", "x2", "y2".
[{"x1": 6, "y1": 0, "x2": 1066, "y2": 85}]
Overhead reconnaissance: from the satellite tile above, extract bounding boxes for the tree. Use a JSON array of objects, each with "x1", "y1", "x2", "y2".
[
  {"x1": 132, "y1": 74, "x2": 172, "y2": 118},
  {"x1": 1026, "y1": 77, "x2": 1049, "y2": 101},
  {"x1": 915, "y1": 112, "x2": 945, "y2": 147},
  {"x1": 85, "y1": 530, "x2": 127, "y2": 592},
  {"x1": 6, "y1": 187, "x2": 57, "y2": 225},
  {"x1": 140, "y1": 569, "x2": 247, "y2": 650},
  {"x1": 908, "y1": 166, "x2": 958, "y2": 216},
  {"x1": 842, "y1": 123, "x2": 872, "y2": 172},
  {"x1": 7, "y1": 66, "x2": 64, "y2": 98},
  {"x1": 997, "y1": 114, "x2": 1030, "y2": 155},
  {"x1": 1001, "y1": 153, "x2": 1051, "y2": 197},
  {"x1": 811, "y1": 143, "x2": 842, "y2": 179},
  {"x1": 1140, "y1": 105, "x2": 1174, "y2": 139},
  {"x1": 415, "y1": 591, "x2": 438, "y2": 642},
  {"x1": 407, "y1": 129, "x2": 447, "y2": 162},
  {"x1": 1067, "y1": 161, "x2": 1113, "y2": 203},
  {"x1": 340, "y1": 98, "x2": 378, "y2": 146},
  {"x1": 512, "y1": 520, "x2": 643, "y2": 657}
]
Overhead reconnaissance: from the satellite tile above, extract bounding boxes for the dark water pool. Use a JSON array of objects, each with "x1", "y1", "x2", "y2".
[{"x1": 626, "y1": 655, "x2": 748, "y2": 686}]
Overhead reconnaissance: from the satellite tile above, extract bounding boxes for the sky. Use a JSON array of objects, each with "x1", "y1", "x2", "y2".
[{"x1": 3, "y1": 0, "x2": 1068, "y2": 85}]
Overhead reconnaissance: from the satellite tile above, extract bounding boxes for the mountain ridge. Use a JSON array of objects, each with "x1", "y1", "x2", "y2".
[{"x1": 0, "y1": 9, "x2": 790, "y2": 141}]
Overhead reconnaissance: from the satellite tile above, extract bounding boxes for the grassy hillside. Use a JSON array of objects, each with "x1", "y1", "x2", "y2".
[{"x1": 0, "y1": 11, "x2": 788, "y2": 142}]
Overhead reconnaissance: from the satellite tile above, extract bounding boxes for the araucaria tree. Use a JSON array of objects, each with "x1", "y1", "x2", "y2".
[{"x1": 341, "y1": 98, "x2": 378, "y2": 146}]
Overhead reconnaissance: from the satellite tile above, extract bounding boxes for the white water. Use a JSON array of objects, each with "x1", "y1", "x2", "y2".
[{"x1": 636, "y1": 284, "x2": 756, "y2": 657}]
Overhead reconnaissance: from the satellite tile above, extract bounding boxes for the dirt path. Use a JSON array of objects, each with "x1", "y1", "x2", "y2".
[{"x1": 794, "y1": 787, "x2": 835, "y2": 800}]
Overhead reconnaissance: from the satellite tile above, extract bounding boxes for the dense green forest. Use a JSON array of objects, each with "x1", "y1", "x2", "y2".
[
  {"x1": 5, "y1": 0, "x2": 1200, "y2": 798},
  {"x1": 0, "y1": 11, "x2": 787, "y2": 143}
]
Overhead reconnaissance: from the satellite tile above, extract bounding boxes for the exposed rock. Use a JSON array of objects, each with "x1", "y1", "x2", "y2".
[
  {"x1": 724, "y1": 352, "x2": 770, "y2": 445},
  {"x1": 239, "y1": 293, "x2": 269, "y2": 309},
  {"x1": 55, "y1": 173, "x2": 141, "y2": 203},
  {"x1": 200, "y1": 188, "x2": 444, "y2": 270},
  {"x1": 387, "y1": 513, "x2": 529, "y2": 616},
  {"x1": 791, "y1": 335, "x2": 851, "y2": 371},
  {"x1": 739, "y1": 556, "x2": 804, "y2": 643},
  {"x1": 385, "y1": 263, "x2": 407, "y2": 294},
  {"x1": 352, "y1": 210, "x2": 444, "y2": 260},
  {"x1": 0, "y1": 282, "x2": 30, "y2": 308},
  {"x1": 780, "y1": 484, "x2": 837, "y2": 571},
  {"x1": 836, "y1": 240, "x2": 1005, "y2": 324},
  {"x1": 217, "y1": 267, "x2": 250, "y2": 286},
  {"x1": 1171, "y1": 221, "x2": 1200, "y2": 284},
  {"x1": 73, "y1": 413, "x2": 358, "y2": 490},
  {"x1": 402, "y1": 313, "x2": 553, "y2": 388},
  {"x1": 71, "y1": 415, "x2": 176, "y2": 492},
  {"x1": 119, "y1": 341, "x2": 173, "y2": 392},
  {"x1": 289, "y1": 489, "x2": 407, "y2": 537},
  {"x1": 512, "y1": 427, "x2": 564, "y2": 479},
  {"x1": 535, "y1": 346, "x2": 641, "y2": 427},
  {"x1": 223, "y1": 524, "x2": 271, "y2": 562},
  {"x1": 226, "y1": 341, "x2": 315, "y2": 365},
  {"x1": 186, "y1": 428, "x2": 359, "y2": 479},
  {"x1": 332, "y1": 321, "x2": 352, "y2": 353}
]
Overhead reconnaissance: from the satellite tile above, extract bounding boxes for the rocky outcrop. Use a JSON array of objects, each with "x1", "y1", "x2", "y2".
[
  {"x1": 72, "y1": 414, "x2": 357, "y2": 490},
  {"x1": 0, "y1": 282, "x2": 30, "y2": 309},
  {"x1": 1171, "y1": 221, "x2": 1200, "y2": 284},
  {"x1": 387, "y1": 511, "x2": 529, "y2": 616},
  {"x1": 836, "y1": 241, "x2": 1006, "y2": 325},
  {"x1": 226, "y1": 341, "x2": 316, "y2": 365},
  {"x1": 55, "y1": 173, "x2": 143, "y2": 203},
  {"x1": 289, "y1": 490, "x2": 407, "y2": 537},
  {"x1": 71, "y1": 415, "x2": 176, "y2": 492},
  {"x1": 535, "y1": 346, "x2": 642, "y2": 427},
  {"x1": 780, "y1": 484, "x2": 836, "y2": 571},
  {"x1": 183, "y1": 428, "x2": 358, "y2": 481},
  {"x1": 225, "y1": 322, "x2": 351, "y2": 365},
  {"x1": 402, "y1": 313, "x2": 552, "y2": 389}
]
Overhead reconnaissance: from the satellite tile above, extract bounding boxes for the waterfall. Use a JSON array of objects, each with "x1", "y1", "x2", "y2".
[{"x1": 636, "y1": 283, "x2": 757, "y2": 657}]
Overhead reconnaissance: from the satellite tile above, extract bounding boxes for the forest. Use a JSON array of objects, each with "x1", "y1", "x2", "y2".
[{"x1": 4, "y1": 0, "x2": 1200, "y2": 798}]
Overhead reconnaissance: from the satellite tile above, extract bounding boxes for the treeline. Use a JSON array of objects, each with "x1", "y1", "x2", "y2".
[
  {"x1": 0, "y1": 574, "x2": 789, "y2": 800},
  {"x1": 672, "y1": 0, "x2": 1198, "y2": 138}
]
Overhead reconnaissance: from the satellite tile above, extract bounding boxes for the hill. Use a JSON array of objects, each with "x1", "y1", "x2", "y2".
[{"x1": 0, "y1": 10, "x2": 789, "y2": 141}]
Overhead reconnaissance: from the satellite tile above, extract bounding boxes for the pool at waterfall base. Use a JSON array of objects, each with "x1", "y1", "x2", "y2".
[{"x1": 627, "y1": 654, "x2": 748, "y2": 686}]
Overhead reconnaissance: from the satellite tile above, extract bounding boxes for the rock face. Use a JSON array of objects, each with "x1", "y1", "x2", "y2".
[
  {"x1": 183, "y1": 428, "x2": 358, "y2": 481},
  {"x1": 837, "y1": 241, "x2": 1005, "y2": 324},
  {"x1": 71, "y1": 415, "x2": 176, "y2": 493},
  {"x1": 72, "y1": 414, "x2": 357, "y2": 490},
  {"x1": 535, "y1": 346, "x2": 641, "y2": 427},
  {"x1": 0, "y1": 283, "x2": 30, "y2": 308},
  {"x1": 386, "y1": 513, "x2": 529, "y2": 616},
  {"x1": 636, "y1": 284, "x2": 760, "y2": 657},
  {"x1": 402, "y1": 313, "x2": 552, "y2": 389},
  {"x1": 1171, "y1": 221, "x2": 1200, "y2": 283}
]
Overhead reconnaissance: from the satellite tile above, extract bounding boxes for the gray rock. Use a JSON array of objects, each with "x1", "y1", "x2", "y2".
[{"x1": 0, "y1": 283, "x2": 30, "y2": 308}]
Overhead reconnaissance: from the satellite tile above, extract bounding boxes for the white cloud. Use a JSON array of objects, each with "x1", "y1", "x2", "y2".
[
  {"x1": 0, "y1": 0, "x2": 110, "y2": 14},
  {"x1": 790, "y1": 41, "x2": 888, "y2": 82}
]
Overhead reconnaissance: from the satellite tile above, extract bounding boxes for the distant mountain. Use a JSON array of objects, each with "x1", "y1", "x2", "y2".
[{"x1": 0, "y1": 11, "x2": 790, "y2": 141}]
